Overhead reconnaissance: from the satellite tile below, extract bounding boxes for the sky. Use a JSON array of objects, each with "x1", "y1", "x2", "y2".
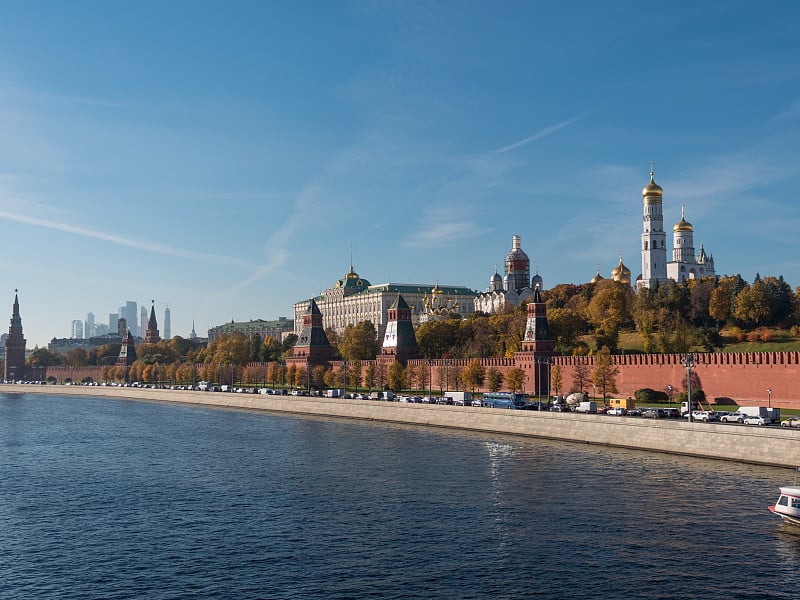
[{"x1": 1, "y1": 0, "x2": 799, "y2": 348}]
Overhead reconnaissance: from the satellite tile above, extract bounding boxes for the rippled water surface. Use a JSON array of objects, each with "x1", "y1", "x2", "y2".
[{"x1": 1, "y1": 392, "x2": 798, "y2": 599}]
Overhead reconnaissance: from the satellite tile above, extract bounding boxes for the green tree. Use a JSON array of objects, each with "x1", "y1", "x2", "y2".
[
  {"x1": 592, "y1": 346, "x2": 619, "y2": 402},
  {"x1": 415, "y1": 318, "x2": 462, "y2": 359},
  {"x1": 248, "y1": 332, "x2": 263, "y2": 362},
  {"x1": 387, "y1": 361, "x2": 407, "y2": 391},
  {"x1": 338, "y1": 321, "x2": 380, "y2": 360},
  {"x1": 261, "y1": 335, "x2": 283, "y2": 362},
  {"x1": 63, "y1": 348, "x2": 89, "y2": 367},
  {"x1": 26, "y1": 348, "x2": 63, "y2": 367},
  {"x1": 486, "y1": 367, "x2": 504, "y2": 392},
  {"x1": 505, "y1": 367, "x2": 526, "y2": 393},
  {"x1": 733, "y1": 280, "x2": 776, "y2": 327}
]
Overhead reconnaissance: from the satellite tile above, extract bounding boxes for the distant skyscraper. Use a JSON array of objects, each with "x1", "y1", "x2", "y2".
[
  {"x1": 140, "y1": 306, "x2": 148, "y2": 337},
  {"x1": 85, "y1": 312, "x2": 95, "y2": 338},
  {"x1": 189, "y1": 319, "x2": 197, "y2": 340},
  {"x1": 117, "y1": 317, "x2": 127, "y2": 338},
  {"x1": 163, "y1": 306, "x2": 171, "y2": 340},
  {"x1": 71, "y1": 320, "x2": 83, "y2": 339},
  {"x1": 109, "y1": 313, "x2": 118, "y2": 332},
  {"x1": 119, "y1": 301, "x2": 138, "y2": 336}
]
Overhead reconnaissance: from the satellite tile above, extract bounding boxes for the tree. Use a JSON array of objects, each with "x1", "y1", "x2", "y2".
[
  {"x1": 547, "y1": 308, "x2": 586, "y2": 354},
  {"x1": 249, "y1": 333, "x2": 263, "y2": 362},
  {"x1": 592, "y1": 346, "x2": 619, "y2": 402},
  {"x1": 347, "y1": 359, "x2": 362, "y2": 390},
  {"x1": 461, "y1": 359, "x2": 486, "y2": 392},
  {"x1": 486, "y1": 367, "x2": 504, "y2": 392},
  {"x1": 415, "y1": 319, "x2": 462, "y2": 359},
  {"x1": 586, "y1": 280, "x2": 633, "y2": 351},
  {"x1": 364, "y1": 363, "x2": 376, "y2": 392},
  {"x1": 338, "y1": 321, "x2": 380, "y2": 360},
  {"x1": 571, "y1": 360, "x2": 590, "y2": 394},
  {"x1": 734, "y1": 280, "x2": 777, "y2": 327},
  {"x1": 26, "y1": 348, "x2": 63, "y2": 367},
  {"x1": 63, "y1": 348, "x2": 89, "y2": 367},
  {"x1": 387, "y1": 361, "x2": 407, "y2": 391},
  {"x1": 261, "y1": 336, "x2": 283, "y2": 362},
  {"x1": 551, "y1": 364, "x2": 563, "y2": 396},
  {"x1": 505, "y1": 367, "x2": 526, "y2": 393}
]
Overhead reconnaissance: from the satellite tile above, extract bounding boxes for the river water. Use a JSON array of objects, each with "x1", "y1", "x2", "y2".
[{"x1": 1, "y1": 392, "x2": 798, "y2": 599}]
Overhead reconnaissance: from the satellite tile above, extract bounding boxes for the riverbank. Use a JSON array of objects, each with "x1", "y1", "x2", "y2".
[{"x1": 3, "y1": 384, "x2": 798, "y2": 468}]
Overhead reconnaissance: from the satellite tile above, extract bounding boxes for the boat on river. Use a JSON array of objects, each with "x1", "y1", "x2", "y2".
[{"x1": 769, "y1": 486, "x2": 800, "y2": 526}]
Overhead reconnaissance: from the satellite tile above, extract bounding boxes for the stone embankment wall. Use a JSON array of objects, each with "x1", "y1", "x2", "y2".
[{"x1": 6, "y1": 384, "x2": 798, "y2": 468}]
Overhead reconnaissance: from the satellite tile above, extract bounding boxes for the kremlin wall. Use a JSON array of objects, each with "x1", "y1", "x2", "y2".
[{"x1": 6, "y1": 169, "x2": 800, "y2": 409}]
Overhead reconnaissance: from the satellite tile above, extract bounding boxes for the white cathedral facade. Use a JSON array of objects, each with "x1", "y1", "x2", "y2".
[{"x1": 637, "y1": 166, "x2": 715, "y2": 289}]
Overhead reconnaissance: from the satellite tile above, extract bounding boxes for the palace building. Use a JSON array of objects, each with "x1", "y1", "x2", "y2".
[{"x1": 293, "y1": 266, "x2": 475, "y2": 339}]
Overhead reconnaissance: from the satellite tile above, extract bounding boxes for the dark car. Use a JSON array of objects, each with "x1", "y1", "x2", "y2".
[{"x1": 642, "y1": 408, "x2": 666, "y2": 419}]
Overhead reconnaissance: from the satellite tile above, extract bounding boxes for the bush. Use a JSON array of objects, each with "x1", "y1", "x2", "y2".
[
  {"x1": 675, "y1": 389, "x2": 706, "y2": 405},
  {"x1": 635, "y1": 388, "x2": 669, "y2": 403}
]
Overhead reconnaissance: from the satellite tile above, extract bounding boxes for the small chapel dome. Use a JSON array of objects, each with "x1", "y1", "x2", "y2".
[
  {"x1": 642, "y1": 164, "x2": 663, "y2": 199},
  {"x1": 490, "y1": 270, "x2": 503, "y2": 291},
  {"x1": 590, "y1": 271, "x2": 605, "y2": 284}
]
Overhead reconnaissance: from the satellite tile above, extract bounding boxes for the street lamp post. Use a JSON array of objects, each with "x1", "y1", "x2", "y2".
[
  {"x1": 666, "y1": 385, "x2": 673, "y2": 407},
  {"x1": 427, "y1": 359, "x2": 433, "y2": 401},
  {"x1": 444, "y1": 359, "x2": 450, "y2": 396},
  {"x1": 682, "y1": 353, "x2": 696, "y2": 423},
  {"x1": 767, "y1": 387, "x2": 772, "y2": 408},
  {"x1": 343, "y1": 360, "x2": 347, "y2": 399}
]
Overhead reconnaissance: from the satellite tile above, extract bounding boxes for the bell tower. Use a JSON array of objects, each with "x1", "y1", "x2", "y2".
[{"x1": 639, "y1": 163, "x2": 668, "y2": 289}]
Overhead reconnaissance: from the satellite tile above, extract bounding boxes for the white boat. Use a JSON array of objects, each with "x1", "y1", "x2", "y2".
[{"x1": 769, "y1": 486, "x2": 800, "y2": 526}]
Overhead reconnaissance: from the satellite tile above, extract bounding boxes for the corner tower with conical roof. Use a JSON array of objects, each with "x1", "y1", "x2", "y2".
[
  {"x1": 4, "y1": 290, "x2": 27, "y2": 381},
  {"x1": 639, "y1": 163, "x2": 668, "y2": 289},
  {"x1": 381, "y1": 294, "x2": 419, "y2": 364}
]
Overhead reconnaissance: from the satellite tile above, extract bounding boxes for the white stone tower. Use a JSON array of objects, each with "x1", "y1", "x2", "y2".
[{"x1": 638, "y1": 163, "x2": 668, "y2": 289}]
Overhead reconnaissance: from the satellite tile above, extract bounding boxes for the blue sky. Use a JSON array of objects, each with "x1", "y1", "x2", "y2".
[{"x1": 1, "y1": 0, "x2": 799, "y2": 347}]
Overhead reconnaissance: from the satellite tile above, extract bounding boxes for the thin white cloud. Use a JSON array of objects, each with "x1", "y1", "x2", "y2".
[
  {"x1": 0, "y1": 209, "x2": 256, "y2": 269},
  {"x1": 491, "y1": 113, "x2": 591, "y2": 155}
]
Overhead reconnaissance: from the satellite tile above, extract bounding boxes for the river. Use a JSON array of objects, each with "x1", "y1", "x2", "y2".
[{"x1": 1, "y1": 392, "x2": 797, "y2": 599}]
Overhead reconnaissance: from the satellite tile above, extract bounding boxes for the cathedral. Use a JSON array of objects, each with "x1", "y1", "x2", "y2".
[
  {"x1": 474, "y1": 235, "x2": 543, "y2": 314},
  {"x1": 636, "y1": 165, "x2": 715, "y2": 289}
]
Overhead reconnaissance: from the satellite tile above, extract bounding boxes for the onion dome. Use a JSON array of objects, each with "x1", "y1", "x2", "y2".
[
  {"x1": 642, "y1": 163, "x2": 663, "y2": 202},
  {"x1": 611, "y1": 257, "x2": 631, "y2": 285},
  {"x1": 531, "y1": 273, "x2": 543, "y2": 290},
  {"x1": 673, "y1": 206, "x2": 693, "y2": 232},
  {"x1": 431, "y1": 281, "x2": 443, "y2": 296},
  {"x1": 490, "y1": 267, "x2": 503, "y2": 291},
  {"x1": 590, "y1": 270, "x2": 605, "y2": 284}
]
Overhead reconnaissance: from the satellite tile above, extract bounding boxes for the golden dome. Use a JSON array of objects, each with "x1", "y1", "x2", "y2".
[
  {"x1": 673, "y1": 206, "x2": 693, "y2": 232},
  {"x1": 590, "y1": 271, "x2": 605, "y2": 284},
  {"x1": 611, "y1": 258, "x2": 631, "y2": 285},
  {"x1": 642, "y1": 174, "x2": 663, "y2": 198}
]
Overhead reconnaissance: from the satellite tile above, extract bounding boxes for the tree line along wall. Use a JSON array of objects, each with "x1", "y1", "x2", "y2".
[{"x1": 41, "y1": 352, "x2": 800, "y2": 410}]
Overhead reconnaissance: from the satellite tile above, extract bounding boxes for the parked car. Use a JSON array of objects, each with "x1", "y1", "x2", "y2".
[
  {"x1": 627, "y1": 408, "x2": 643, "y2": 417},
  {"x1": 685, "y1": 410, "x2": 719, "y2": 422},
  {"x1": 780, "y1": 417, "x2": 800, "y2": 428},
  {"x1": 743, "y1": 415, "x2": 771, "y2": 426},
  {"x1": 662, "y1": 408, "x2": 680, "y2": 418},
  {"x1": 642, "y1": 408, "x2": 666, "y2": 419},
  {"x1": 720, "y1": 412, "x2": 747, "y2": 424},
  {"x1": 607, "y1": 408, "x2": 627, "y2": 416}
]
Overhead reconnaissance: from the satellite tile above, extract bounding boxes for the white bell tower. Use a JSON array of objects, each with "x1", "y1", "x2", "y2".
[{"x1": 639, "y1": 162, "x2": 668, "y2": 289}]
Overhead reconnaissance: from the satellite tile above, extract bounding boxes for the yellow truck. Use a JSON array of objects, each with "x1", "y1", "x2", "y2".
[{"x1": 608, "y1": 397, "x2": 636, "y2": 410}]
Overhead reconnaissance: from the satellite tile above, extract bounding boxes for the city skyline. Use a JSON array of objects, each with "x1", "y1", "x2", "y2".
[{"x1": 1, "y1": 2, "x2": 799, "y2": 347}]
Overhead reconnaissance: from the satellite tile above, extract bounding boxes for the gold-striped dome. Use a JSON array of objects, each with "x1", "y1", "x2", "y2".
[{"x1": 611, "y1": 258, "x2": 631, "y2": 285}]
